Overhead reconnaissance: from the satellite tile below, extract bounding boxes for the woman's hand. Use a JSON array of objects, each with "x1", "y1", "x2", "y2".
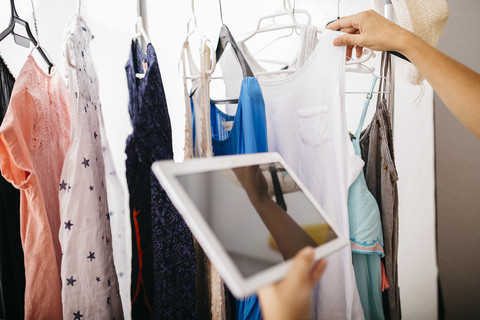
[
  {"x1": 328, "y1": 10, "x2": 480, "y2": 138},
  {"x1": 259, "y1": 247, "x2": 327, "y2": 320},
  {"x1": 327, "y1": 9, "x2": 415, "y2": 59}
]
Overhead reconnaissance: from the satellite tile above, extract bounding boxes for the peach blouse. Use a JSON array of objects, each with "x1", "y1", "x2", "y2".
[{"x1": 0, "y1": 55, "x2": 70, "y2": 319}]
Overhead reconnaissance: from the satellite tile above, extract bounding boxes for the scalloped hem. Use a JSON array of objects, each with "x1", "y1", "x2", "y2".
[{"x1": 350, "y1": 238, "x2": 385, "y2": 256}]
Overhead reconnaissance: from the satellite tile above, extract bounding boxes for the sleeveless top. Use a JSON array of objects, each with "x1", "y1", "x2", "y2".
[
  {"x1": 181, "y1": 36, "x2": 230, "y2": 320},
  {"x1": 348, "y1": 76, "x2": 385, "y2": 320},
  {"x1": 348, "y1": 76, "x2": 384, "y2": 256},
  {"x1": 183, "y1": 25, "x2": 268, "y2": 320},
  {"x1": 210, "y1": 77, "x2": 267, "y2": 156},
  {"x1": 126, "y1": 40, "x2": 196, "y2": 319},
  {"x1": 220, "y1": 27, "x2": 365, "y2": 320},
  {"x1": 359, "y1": 53, "x2": 400, "y2": 320},
  {"x1": 59, "y1": 14, "x2": 123, "y2": 319}
]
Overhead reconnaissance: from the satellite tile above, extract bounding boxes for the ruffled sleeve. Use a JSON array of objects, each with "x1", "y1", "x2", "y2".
[{"x1": 0, "y1": 88, "x2": 37, "y2": 189}]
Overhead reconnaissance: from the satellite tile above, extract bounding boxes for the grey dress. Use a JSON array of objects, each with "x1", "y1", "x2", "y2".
[{"x1": 359, "y1": 53, "x2": 401, "y2": 320}]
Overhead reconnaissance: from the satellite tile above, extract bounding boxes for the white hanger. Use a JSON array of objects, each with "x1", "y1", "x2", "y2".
[
  {"x1": 134, "y1": 0, "x2": 151, "y2": 79},
  {"x1": 134, "y1": 0, "x2": 150, "y2": 46},
  {"x1": 345, "y1": 48, "x2": 375, "y2": 71},
  {"x1": 235, "y1": 0, "x2": 316, "y2": 77},
  {"x1": 178, "y1": 0, "x2": 217, "y2": 81},
  {"x1": 65, "y1": 0, "x2": 83, "y2": 69},
  {"x1": 240, "y1": 0, "x2": 312, "y2": 44},
  {"x1": 345, "y1": 59, "x2": 391, "y2": 95},
  {"x1": 185, "y1": 0, "x2": 198, "y2": 40},
  {"x1": 134, "y1": 17, "x2": 150, "y2": 48},
  {"x1": 240, "y1": 0, "x2": 374, "y2": 78}
]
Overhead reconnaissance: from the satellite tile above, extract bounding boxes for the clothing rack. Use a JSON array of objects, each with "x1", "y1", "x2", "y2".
[{"x1": 384, "y1": 0, "x2": 395, "y2": 133}]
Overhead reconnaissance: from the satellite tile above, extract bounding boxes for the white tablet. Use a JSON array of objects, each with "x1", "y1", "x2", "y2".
[{"x1": 151, "y1": 152, "x2": 348, "y2": 298}]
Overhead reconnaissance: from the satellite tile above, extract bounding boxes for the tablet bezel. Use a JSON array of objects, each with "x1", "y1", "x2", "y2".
[{"x1": 151, "y1": 152, "x2": 348, "y2": 298}]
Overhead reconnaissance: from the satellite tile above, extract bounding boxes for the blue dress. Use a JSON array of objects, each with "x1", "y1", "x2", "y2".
[
  {"x1": 125, "y1": 41, "x2": 196, "y2": 319},
  {"x1": 211, "y1": 77, "x2": 267, "y2": 320},
  {"x1": 191, "y1": 76, "x2": 267, "y2": 320},
  {"x1": 210, "y1": 77, "x2": 268, "y2": 156},
  {"x1": 347, "y1": 76, "x2": 385, "y2": 320}
]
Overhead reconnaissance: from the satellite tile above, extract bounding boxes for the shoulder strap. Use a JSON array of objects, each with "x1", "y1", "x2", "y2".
[
  {"x1": 216, "y1": 24, "x2": 254, "y2": 78},
  {"x1": 355, "y1": 76, "x2": 378, "y2": 139}
]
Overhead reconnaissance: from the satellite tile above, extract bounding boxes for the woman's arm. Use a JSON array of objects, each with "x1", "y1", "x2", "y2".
[
  {"x1": 233, "y1": 165, "x2": 317, "y2": 260},
  {"x1": 328, "y1": 10, "x2": 480, "y2": 138}
]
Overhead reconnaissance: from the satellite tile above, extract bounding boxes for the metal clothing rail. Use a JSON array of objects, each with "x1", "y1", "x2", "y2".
[{"x1": 384, "y1": 0, "x2": 395, "y2": 133}]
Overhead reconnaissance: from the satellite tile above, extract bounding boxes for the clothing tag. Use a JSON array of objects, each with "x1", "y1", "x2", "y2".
[
  {"x1": 135, "y1": 60, "x2": 148, "y2": 79},
  {"x1": 222, "y1": 120, "x2": 234, "y2": 132}
]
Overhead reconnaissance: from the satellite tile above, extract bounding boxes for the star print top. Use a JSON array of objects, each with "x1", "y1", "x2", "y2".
[
  {"x1": 0, "y1": 55, "x2": 70, "y2": 319},
  {"x1": 125, "y1": 40, "x2": 196, "y2": 319},
  {"x1": 99, "y1": 92, "x2": 131, "y2": 317},
  {"x1": 58, "y1": 14, "x2": 123, "y2": 320}
]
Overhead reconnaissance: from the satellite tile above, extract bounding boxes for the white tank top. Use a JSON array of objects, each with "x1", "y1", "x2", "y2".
[{"x1": 220, "y1": 27, "x2": 365, "y2": 320}]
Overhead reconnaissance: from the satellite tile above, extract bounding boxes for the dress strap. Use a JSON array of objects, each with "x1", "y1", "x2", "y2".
[{"x1": 354, "y1": 76, "x2": 378, "y2": 139}]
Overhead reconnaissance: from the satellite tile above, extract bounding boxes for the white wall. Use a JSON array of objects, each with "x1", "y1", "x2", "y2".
[
  {"x1": 0, "y1": 0, "x2": 437, "y2": 318},
  {"x1": 395, "y1": 81, "x2": 438, "y2": 319}
]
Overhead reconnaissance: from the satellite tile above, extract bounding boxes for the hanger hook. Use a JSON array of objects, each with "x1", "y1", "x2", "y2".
[
  {"x1": 29, "y1": 0, "x2": 40, "y2": 45},
  {"x1": 337, "y1": 0, "x2": 341, "y2": 19},
  {"x1": 218, "y1": 0, "x2": 224, "y2": 25},
  {"x1": 77, "y1": 0, "x2": 81, "y2": 14},
  {"x1": 137, "y1": 0, "x2": 141, "y2": 18},
  {"x1": 135, "y1": 17, "x2": 143, "y2": 35},
  {"x1": 188, "y1": 0, "x2": 197, "y2": 32}
]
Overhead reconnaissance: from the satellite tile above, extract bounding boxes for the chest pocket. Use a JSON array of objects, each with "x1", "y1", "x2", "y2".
[{"x1": 297, "y1": 106, "x2": 330, "y2": 147}]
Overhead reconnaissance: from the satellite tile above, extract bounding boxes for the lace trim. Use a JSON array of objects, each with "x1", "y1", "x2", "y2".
[
  {"x1": 184, "y1": 124, "x2": 193, "y2": 159},
  {"x1": 350, "y1": 237, "x2": 385, "y2": 255},
  {"x1": 20, "y1": 57, "x2": 68, "y2": 150}
]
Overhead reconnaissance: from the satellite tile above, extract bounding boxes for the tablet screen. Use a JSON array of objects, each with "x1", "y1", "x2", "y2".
[{"x1": 176, "y1": 162, "x2": 338, "y2": 278}]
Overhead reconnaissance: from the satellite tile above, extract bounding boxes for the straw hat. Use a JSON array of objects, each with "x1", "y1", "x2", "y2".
[{"x1": 391, "y1": 0, "x2": 449, "y2": 85}]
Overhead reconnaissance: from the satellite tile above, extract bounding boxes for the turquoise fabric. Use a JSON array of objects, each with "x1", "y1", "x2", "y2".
[
  {"x1": 352, "y1": 254, "x2": 384, "y2": 320},
  {"x1": 348, "y1": 76, "x2": 385, "y2": 320},
  {"x1": 348, "y1": 76, "x2": 384, "y2": 255}
]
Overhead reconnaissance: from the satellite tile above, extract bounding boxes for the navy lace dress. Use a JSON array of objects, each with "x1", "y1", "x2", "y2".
[
  {"x1": 125, "y1": 41, "x2": 196, "y2": 320},
  {"x1": 0, "y1": 55, "x2": 25, "y2": 320}
]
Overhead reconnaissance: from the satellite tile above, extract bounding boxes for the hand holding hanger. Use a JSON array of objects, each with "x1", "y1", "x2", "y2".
[
  {"x1": 237, "y1": 0, "x2": 375, "y2": 78},
  {"x1": 326, "y1": 10, "x2": 409, "y2": 62}
]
